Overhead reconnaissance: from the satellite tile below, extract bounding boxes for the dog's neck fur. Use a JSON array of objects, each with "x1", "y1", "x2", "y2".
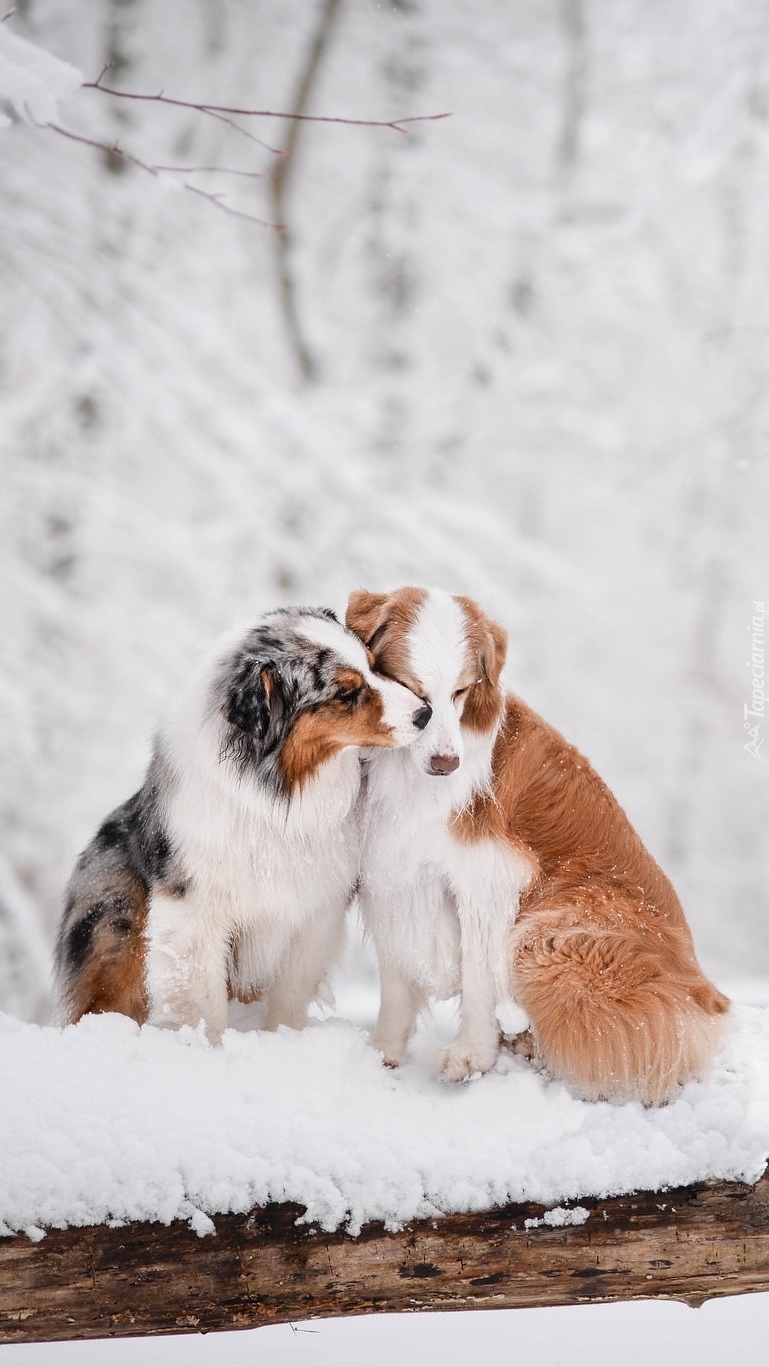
[
  {"x1": 363, "y1": 717, "x2": 499, "y2": 823},
  {"x1": 160, "y1": 697, "x2": 362, "y2": 846}
]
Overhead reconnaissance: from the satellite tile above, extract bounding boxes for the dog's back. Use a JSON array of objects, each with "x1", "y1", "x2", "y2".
[{"x1": 461, "y1": 695, "x2": 731, "y2": 1104}]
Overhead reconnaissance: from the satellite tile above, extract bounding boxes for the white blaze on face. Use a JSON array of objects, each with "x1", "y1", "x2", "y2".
[
  {"x1": 376, "y1": 675, "x2": 429, "y2": 746},
  {"x1": 407, "y1": 591, "x2": 470, "y2": 774}
]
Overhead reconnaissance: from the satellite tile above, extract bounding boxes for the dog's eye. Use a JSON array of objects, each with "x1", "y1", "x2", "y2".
[
  {"x1": 336, "y1": 685, "x2": 363, "y2": 705},
  {"x1": 372, "y1": 668, "x2": 430, "y2": 709},
  {"x1": 453, "y1": 687, "x2": 470, "y2": 703}
]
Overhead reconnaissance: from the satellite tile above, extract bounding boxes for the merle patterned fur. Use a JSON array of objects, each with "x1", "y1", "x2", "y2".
[
  {"x1": 214, "y1": 607, "x2": 360, "y2": 792},
  {"x1": 54, "y1": 749, "x2": 183, "y2": 991}
]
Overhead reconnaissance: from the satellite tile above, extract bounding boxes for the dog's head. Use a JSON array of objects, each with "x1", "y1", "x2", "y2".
[
  {"x1": 346, "y1": 587, "x2": 507, "y2": 777},
  {"x1": 215, "y1": 607, "x2": 428, "y2": 794}
]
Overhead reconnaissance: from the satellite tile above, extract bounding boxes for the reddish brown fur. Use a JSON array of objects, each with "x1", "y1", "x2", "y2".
[
  {"x1": 346, "y1": 588, "x2": 428, "y2": 699},
  {"x1": 453, "y1": 695, "x2": 728, "y2": 1104},
  {"x1": 455, "y1": 595, "x2": 509, "y2": 733}
]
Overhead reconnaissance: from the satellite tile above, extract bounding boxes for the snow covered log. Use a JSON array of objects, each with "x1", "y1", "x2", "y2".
[{"x1": 1, "y1": 1172, "x2": 768, "y2": 1346}]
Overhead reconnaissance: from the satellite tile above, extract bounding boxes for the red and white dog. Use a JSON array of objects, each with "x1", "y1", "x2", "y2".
[{"x1": 346, "y1": 586, "x2": 729, "y2": 1105}]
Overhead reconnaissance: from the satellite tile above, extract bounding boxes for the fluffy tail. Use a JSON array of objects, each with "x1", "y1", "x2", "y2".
[
  {"x1": 55, "y1": 867, "x2": 149, "y2": 1026},
  {"x1": 510, "y1": 915, "x2": 730, "y2": 1106}
]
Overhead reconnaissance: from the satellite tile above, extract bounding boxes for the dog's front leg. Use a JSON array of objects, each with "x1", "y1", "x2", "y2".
[
  {"x1": 145, "y1": 893, "x2": 230, "y2": 1043},
  {"x1": 439, "y1": 894, "x2": 506, "y2": 1082},
  {"x1": 266, "y1": 902, "x2": 347, "y2": 1032},
  {"x1": 369, "y1": 959, "x2": 424, "y2": 1068}
]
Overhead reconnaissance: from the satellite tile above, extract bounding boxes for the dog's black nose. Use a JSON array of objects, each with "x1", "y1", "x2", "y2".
[{"x1": 413, "y1": 702, "x2": 432, "y2": 731}]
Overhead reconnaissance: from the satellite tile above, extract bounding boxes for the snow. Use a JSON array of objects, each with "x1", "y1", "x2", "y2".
[
  {"x1": 524, "y1": 1205, "x2": 589, "y2": 1229},
  {"x1": 1, "y1": 988, "x2": 767, "y2": 1239},
  {"x1": 0, "y1": 25, "x2": 81, "y2": 129}
]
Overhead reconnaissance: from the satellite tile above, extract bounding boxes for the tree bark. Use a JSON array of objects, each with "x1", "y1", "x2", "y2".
[{"x1": 1, "y1": 1172, "x2": 768, "y2": 1345}]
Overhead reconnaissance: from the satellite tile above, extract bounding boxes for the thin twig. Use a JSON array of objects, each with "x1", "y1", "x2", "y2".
[
  {"x1": 150, "y1": 165, "x2": 265, "y2": 179},
  {"x1": 183, "y1": 184, "x2": 280, "y2": 229},
  {"x1": 46, "y1": 122, "x2": 158, "y2": 175},
  {"x1": 44, "y1": 124, "x2": 280, "y2": 229},
  {"x1": 171, "y1": 106, "x2": 284, "y2": 155},
  {"x1": 83, "y1": 75, "x2": 451, "y2": 135},
  {"x1": 38, "y1": 54, "x2": 450, "y2": 243},
  {"x1": 86, "y1": 63, "x2": 284, "y2": 154}
]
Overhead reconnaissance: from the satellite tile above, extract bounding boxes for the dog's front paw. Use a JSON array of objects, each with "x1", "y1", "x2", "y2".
[
  {"x1": 439, "y1": 1037, "x2": 498, "y2": 1083},
  {"x1": 368, "y1": 1033, "x2": 406, "y2": 1069}
]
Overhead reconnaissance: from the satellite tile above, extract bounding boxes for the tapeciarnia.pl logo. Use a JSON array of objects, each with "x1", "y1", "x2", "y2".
[{"x1": 744, "y1": 600, "x2": 766, "y2": 762}]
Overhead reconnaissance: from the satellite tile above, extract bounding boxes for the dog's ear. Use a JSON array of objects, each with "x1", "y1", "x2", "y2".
[
  {"x1": 480, "y1": 619, "x2": 508, "y2": 689},
  {"x1": 345, "y1": 590, "x2": 392, "y2": 654},
  {"x1": 455, "y1": 597, "x2": 508, "y2": 733},
  {"x1": 226, "y1": 659, "x2": 287, "y2": 748}
]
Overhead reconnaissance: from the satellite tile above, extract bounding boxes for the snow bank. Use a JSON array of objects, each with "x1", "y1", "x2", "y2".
[
  {"x1": 0, "y1": 25, "x2": 81, "y2": 129},
  {"x1": 1, "y1": 1000, "x2": 766, "y2": 1239}
]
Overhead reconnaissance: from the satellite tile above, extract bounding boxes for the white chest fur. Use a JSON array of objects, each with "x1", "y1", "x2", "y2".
[
  {"x1": 360, "y1": 734, "x2": 533, "y2": 1002},
  {"x1": 145, "y1": 712, "x2": 362, "y2": 1039},
  {"x1": 164, "y1": 710, "x2": 361, "y2": 921}
]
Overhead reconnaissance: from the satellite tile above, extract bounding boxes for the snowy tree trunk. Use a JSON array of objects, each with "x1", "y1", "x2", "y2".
[{"x1": 1, "y1": 1173, "x2": 768, "y2": 1345}]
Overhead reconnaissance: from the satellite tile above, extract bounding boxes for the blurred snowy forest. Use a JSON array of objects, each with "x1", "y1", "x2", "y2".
[{"x1": 1, "y1": 0, "x2": 767, "y2": 1023}]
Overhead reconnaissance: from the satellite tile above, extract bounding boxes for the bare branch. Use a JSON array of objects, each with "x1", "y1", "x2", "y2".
[
  {"x1": 85, "y1": 62, "x2": 284, "y2": 154},
  {"x1": 46, "y1": 122, "x2": 158, "y2": 176},
  {"x1": 32, "y1": 54, "x2": 449, "y2": 242},
  {"x1": 44, "y1": 125, "x2": 279, "y2": 228},
  {"x1": 82, "y1": 76, "x2": 452, "y2": 135}
]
